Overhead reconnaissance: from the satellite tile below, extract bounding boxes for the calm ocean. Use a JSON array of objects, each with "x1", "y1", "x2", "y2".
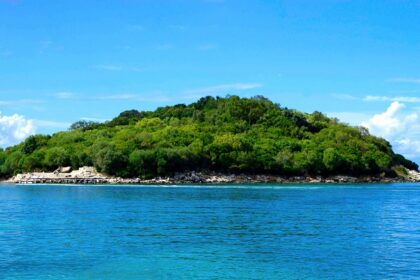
[{"x1": 0, "y1": 183, "x2": 419, "y2": 279}]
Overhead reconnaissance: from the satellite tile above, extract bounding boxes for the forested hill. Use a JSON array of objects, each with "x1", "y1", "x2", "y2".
[{"x1": 0, "y1": 95, "x2": 418, "y2": 179}]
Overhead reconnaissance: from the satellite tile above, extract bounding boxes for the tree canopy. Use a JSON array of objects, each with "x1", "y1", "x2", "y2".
[{"x1": 0, "y1": 95, "x2": 417, "y2": 179}]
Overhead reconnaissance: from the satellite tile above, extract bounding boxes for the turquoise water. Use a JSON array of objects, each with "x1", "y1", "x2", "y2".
[{"x1": 0, "y1": 183, "x2": 419, "y2": 279}]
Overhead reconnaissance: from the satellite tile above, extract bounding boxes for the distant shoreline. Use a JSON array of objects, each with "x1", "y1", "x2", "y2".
[
  {"x1": 4, "y1": 166, "x2": 420, "y2": 185},
  {"x1": 2, "y1": 180, "x2": 420, "y2": 186}
]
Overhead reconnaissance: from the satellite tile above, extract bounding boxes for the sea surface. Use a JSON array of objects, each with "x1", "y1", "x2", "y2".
[{"x1": 0, "y1": 183, "x2": 419, "y2": 280}]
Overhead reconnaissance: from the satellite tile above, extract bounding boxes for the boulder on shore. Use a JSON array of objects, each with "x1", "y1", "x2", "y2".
[{"x1": 54, "y1": 166, "x2": 72, "y2": 173}]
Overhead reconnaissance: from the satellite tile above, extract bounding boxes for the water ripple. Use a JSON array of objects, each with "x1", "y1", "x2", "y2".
[{"x1": 0, "y1": 183, "x2": 419, "y2": 279}]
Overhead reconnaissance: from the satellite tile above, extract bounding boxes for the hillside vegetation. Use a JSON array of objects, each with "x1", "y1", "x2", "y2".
[{"x1": 0, "y1": 96, "x2": 418, "y2": 179}]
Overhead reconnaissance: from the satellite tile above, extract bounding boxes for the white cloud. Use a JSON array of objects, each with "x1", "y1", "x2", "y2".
[
  {"x1": 395, "y1": 139, "x2": 420, "y2": 159},
  {"x1": 361, "y1": 102, "x2": 420, "y2": 161},
  {"x1": 361, "y1": 102, "x2": 417, "y2": 138},
  {"x1": 363, "y1": 95, "x2": 420, "y2": 103},
  {"x1": 327, "y1": 102, "x2": 420, "y2": 163},
  {"x1": 184, "y1": 83, "x2": 263, "y2": 95},
  {"x1": 0, "y1": 113, "x2": 35, "y2": 147}
]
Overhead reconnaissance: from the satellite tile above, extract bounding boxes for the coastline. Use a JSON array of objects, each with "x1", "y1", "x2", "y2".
[{"x1": 3, "y1": 166, "x2": 420, "y2": 185}]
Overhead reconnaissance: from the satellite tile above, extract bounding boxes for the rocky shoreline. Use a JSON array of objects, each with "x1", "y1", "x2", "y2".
[{"x1": 3, "y1": 166, "x2": 420, "y2": 185}]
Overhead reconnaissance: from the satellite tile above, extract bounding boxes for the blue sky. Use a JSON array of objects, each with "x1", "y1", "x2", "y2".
[{"x1": 0, "y1": 0, "x2": 419, "y2": 163}]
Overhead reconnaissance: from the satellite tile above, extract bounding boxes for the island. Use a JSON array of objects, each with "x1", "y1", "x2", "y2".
[{"x1": 1, "y1": 95, "x2": 419, "y2": 184}]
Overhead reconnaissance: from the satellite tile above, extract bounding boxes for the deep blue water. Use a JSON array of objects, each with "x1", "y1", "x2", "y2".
[{"x1": 0, "y1": 183, "x2": 419, "y2": 280}]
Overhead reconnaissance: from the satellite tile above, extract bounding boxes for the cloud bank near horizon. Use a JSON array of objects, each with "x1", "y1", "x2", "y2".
[
  {"x1": 0, "y1": 112, "x2": 35, "y2": 147},
  {"x1": 361, "y1": 102, "x2": 420, "y2": 161}
]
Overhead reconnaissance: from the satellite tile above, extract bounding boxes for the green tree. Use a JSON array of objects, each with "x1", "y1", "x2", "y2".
[
  {"x1": 323, "y1": 148, "x2": 342, "y2": 172},
  {"x1": 0, "y1": 95, "x2": 417, "y2": 179},
  {"x1": 128, "y1": 149, "x2": 155, "y2": 178},
  {"x1": 94, "y1": 146, "x2": 127, "y2": 176},
  {"x1": 44, "y1": 147, "x2": 71, "y2": 168}
]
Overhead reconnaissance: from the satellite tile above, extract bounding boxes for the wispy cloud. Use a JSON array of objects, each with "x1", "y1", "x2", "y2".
[
  {"x1": 331, "y1": 93, "x2": 358, "y2": 101},
  {"x1": 95, "y1": 93, "x2": 172, "y2": 102},
  {"x1": 331, "y1": 93, "x2": 420, "y2": 103},
  {"x1": 363, "y1": 95, "x2": 420, "y2": 103},
  {"x1": 41, "y1": 92, "x2": 171, "y2": 103},
  {"x1": 0, "y1": 99, "x2": 44, "y2": 106},
  {"x1": 53, "y1": 92, "x2": 75, "y2": 99},
  {"x1": 93, "y1": 64, "x2": 143, "y2": 72},
  {"x1": 184, "y1": 83, "x2": 263, "y2": 95},
  {"x1": 389, "y1": 77, "x2": 420, "y2": 84}
]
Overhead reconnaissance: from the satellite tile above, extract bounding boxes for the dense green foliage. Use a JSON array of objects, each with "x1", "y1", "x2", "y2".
[{"x1": 0, "y1": 96, "x2": 417, "y2": 178}]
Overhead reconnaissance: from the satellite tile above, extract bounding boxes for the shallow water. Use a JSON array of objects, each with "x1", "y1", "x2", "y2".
[{"x1": 0, "y1": 183, "x2": 419, "y2": 279}]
